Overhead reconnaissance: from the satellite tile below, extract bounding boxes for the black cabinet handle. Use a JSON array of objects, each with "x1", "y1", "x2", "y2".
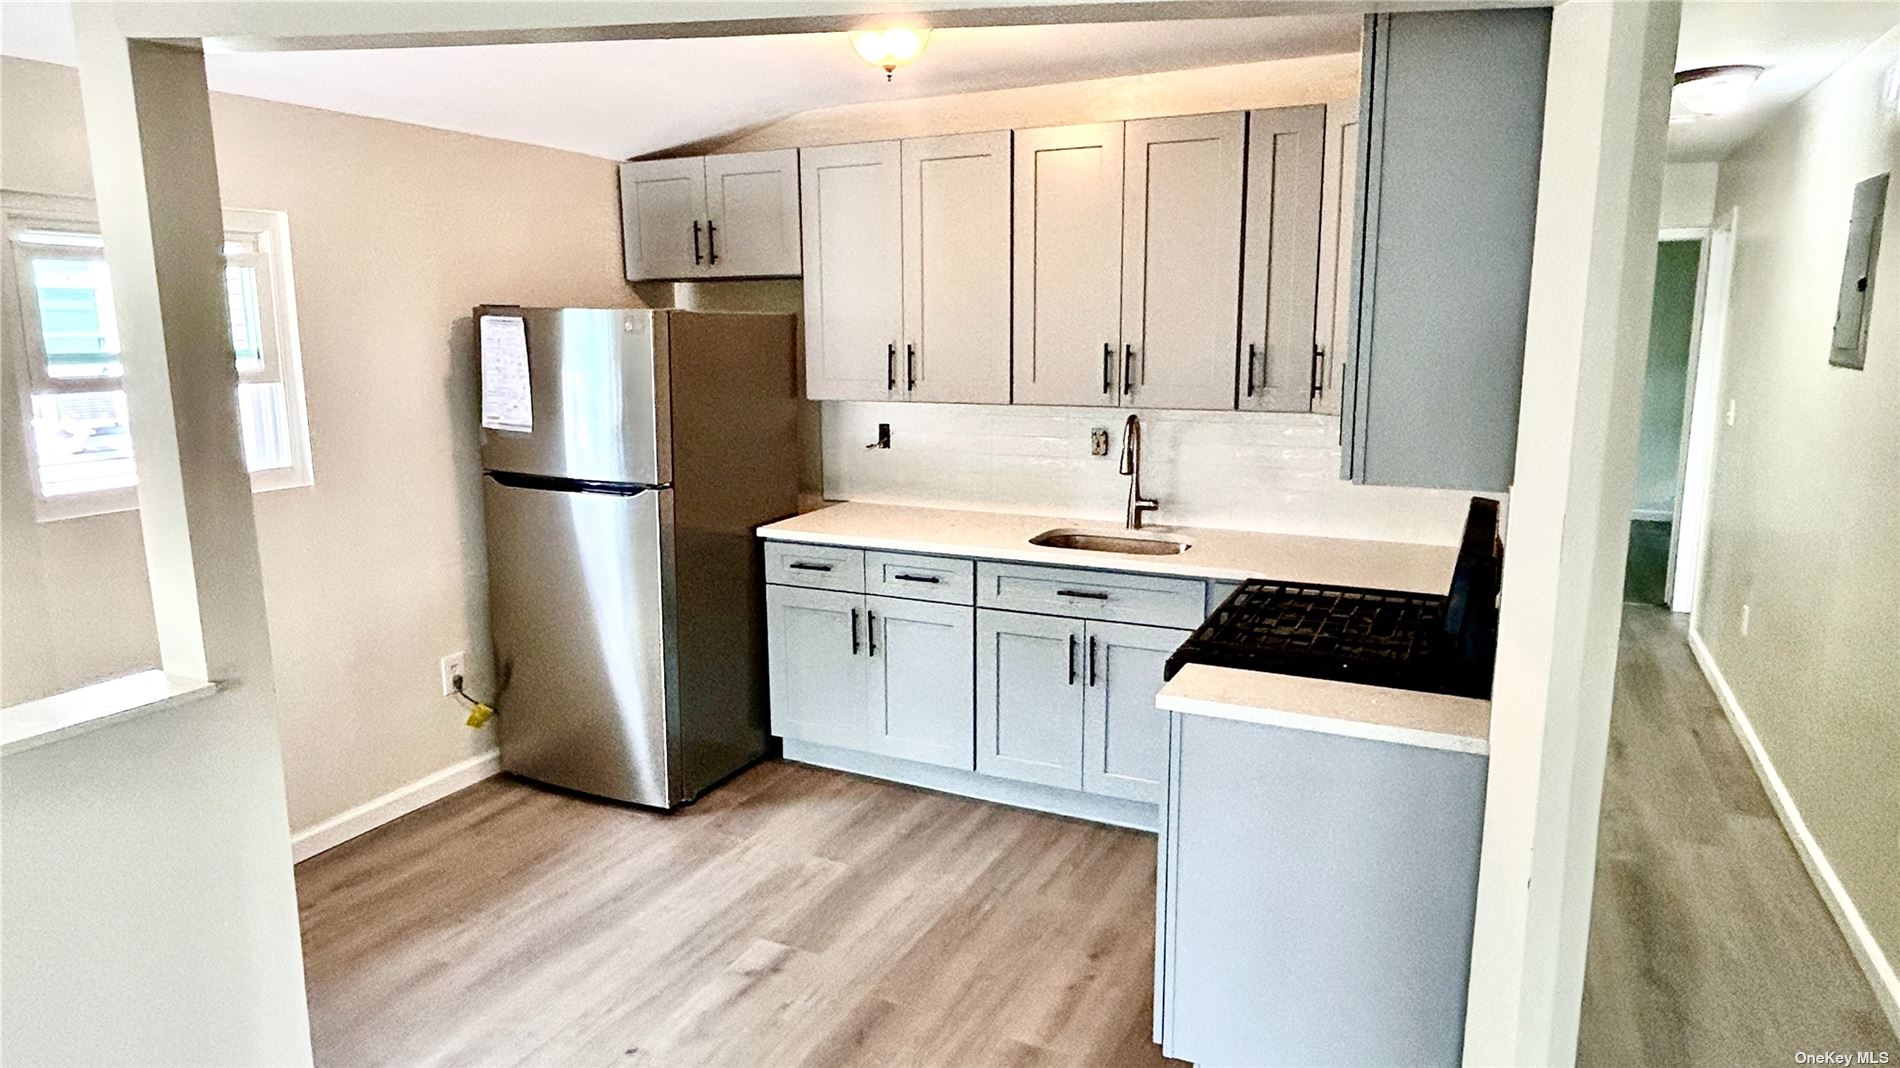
[
  {"x1": 1123, "y1": 344, "x2": 1136, "y2": 396},
  {"x1": 906, "y1": 342, "x2": 917, "y2": 391},
  {"x1": 850, "y1": 607, "x2": 860, "y2": 655},
  {"x1": 1246, "y1": 342, "x2": 1260, "y2": 397},
  {"x1": 1102, "y1": 343, "x2": 1114, "y2": 395},
  {"x1": 706, "y1": 219, "x2": 719, "y2": 265},
  {"x1": 692, "y1": 221, "x2": 704, "y2": 266},
  {"x1": 867, "y1": 609, "x2": 877, "y2": 657},
  {"x1": 1056, "y1": 588, "x2": 1109, "y2": 601},
  {"x1": 1068, "y1": 633, "x2": 1078, "y2": 686},
  {"x1": 893, "y1": 573, "x2": 941, "y2": 584},
  {"x1": 887, "y1": 342, "x2": 897, "y2": 391},
  {"x1": 1311, "y1": 344, "x2": 1326, "y2": 399},
  {"x1": 1088, "y1": 636, "x2": 1098, "y2": 687},
  {"x1": 788, "y1": 562, "x2": 833, "y2": 572}
]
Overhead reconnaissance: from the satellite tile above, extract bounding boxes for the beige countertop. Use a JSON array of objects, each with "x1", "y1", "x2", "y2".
[
  {"x1": 756, "y1": 500, "x2": 1457, "y2": 594},
  {"x1": 1156, "y1": 664, "x2": 1491, "y2": 755}
]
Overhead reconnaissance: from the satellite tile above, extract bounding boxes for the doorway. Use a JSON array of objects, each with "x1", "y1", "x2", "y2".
[{"x1": 1623, "y1": 230, "x2": 1709, "y2": 607}]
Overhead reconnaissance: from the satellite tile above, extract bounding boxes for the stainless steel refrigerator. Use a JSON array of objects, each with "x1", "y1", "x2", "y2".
[{"x1": 475, "y1": 306, "x2": 799, "y2": 807}]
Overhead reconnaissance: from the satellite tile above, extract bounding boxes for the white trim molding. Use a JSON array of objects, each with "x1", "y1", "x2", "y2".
[
  {"x1": 1687, "y1": 626, "x2": 1900, "y2": 1033},
  {"x1": 291, "y1": 750, "x2": 501, "y2": 862},
  {"x1": 1629, "y1": 507, "x2": 1674, "y2": 523}
]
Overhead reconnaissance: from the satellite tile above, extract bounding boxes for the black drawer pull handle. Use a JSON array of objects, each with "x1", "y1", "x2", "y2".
[
  {"x1": 788, "y1": 562, "x2": 834, "y2": 572},
  {"x1": 893, "y1": 573, "x2": 941, "y2": 584},
  {"x1": 1055, "y1": 588, "x2": 1109, "y2": 601}
]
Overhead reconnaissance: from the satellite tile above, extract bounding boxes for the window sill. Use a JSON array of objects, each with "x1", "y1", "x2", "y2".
[
  {"x1": 2, "y1": 670, "x2": 220, "y2": 757},
  {"x1": 32, "y1": 472, "x2": 314, "y2": 523}
]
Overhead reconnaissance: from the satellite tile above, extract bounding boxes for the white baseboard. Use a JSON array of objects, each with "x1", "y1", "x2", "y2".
[
  {"x1": 1629, "y1": 508, "x2": 1674, "y2": 523},
  {"x1": 1686, "y1": 627, "x2": 1900, "y2": 1031},
  {"x1": 291, "y1": 750, "x2": 501, "y2": 862}
]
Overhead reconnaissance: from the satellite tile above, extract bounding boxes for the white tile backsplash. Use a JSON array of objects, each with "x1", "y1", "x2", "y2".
[{"x1": 822, "y1": 402, "x2": 1490, "y2": 546}]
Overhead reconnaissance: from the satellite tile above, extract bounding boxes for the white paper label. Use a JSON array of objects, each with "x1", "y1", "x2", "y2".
[{"x1": 479, "y1": 314, "x2": 532, "y2": 432}]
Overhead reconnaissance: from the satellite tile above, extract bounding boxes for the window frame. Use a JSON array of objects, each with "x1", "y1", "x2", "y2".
[{"x1": 2, "y1": 193, "x2": 313, "y2": 521}]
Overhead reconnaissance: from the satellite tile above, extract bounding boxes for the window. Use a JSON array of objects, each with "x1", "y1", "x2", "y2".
[{"x1": 5, "y1": 197, "x2": 312, "y2": 519}]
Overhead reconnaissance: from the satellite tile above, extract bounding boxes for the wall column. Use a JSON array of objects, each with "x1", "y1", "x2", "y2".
[{"x1": 1463, "y1": 2, "x2": 1679, "y2": 1064}]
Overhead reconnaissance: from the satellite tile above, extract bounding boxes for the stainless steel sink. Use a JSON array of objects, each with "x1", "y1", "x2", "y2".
[{"x1": 1029, "y1": 527, "x2": 1192, "y2": 556}]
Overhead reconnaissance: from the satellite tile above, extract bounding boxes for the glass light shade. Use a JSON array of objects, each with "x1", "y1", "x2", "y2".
[
  {"x1": 851, "y1": 27, "x2": 929, "y2": 76},
  {"x1": 1672, "y1": 65, "x2": 1764, "y2": 117}
]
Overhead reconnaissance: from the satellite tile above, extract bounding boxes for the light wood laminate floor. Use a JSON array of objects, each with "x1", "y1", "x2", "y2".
[
  {"x1": 298, "y1": 607, "x2": 1895, "y2": 1065},
  {"x1": 1576, "y1": 606, "x2": 1896, "y2": 1065}
]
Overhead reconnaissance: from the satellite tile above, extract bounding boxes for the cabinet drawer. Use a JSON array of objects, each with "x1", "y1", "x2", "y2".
[
  {"x1": 977, "y1": 562, "x2": 1207, "y2": 629},
  {"x1": 764, "y1": 541, "x2": 865, "y2": 592},
  {"x1": 865, "y1": 551, "x2": 975, "y2": 605}
]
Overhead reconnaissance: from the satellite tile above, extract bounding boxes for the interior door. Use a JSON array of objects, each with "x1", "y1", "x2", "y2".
[
  {"x1": 766, "y1": 585, "x2": 875, "y2": 749},
  {"x1": 800, "y1": 141, "x2": 903, "y2": 400},
  {"x1": 704, "y1": 149, "x2": 802, "y2": 278},
  {"x1": 1082, "y1": 621, "x2": 1191, "y2": 803},
  {"x1": 869, "y1": 595, "x2": 976, "y2": 769},
  {"x1": 1012, "y1": 123, "x2": 1124, "y2": 407},
  {"x1": 901, "y1": 131, "x2": 1012, "y2": 404},
  {"x1": 976, "y1": 609, "x2": 1085, "y2": 789},
  {"x1": 1312, "y1": 98, "x2": 1359, "y2": 416},
  {"x1": 1121, "y1": 112, "x2": 1247, "y2": 411},
  {"x1": 620, "y1": 157, "x2": 708, "y2": 281},
  {"x1": 1239, "y1": 105, "x2": 1326, "y2": 413}
]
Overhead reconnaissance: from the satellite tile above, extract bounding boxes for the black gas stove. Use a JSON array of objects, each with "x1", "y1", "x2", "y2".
[{"x1": 1163, "y1": 498, "x2": 1502, "y2": 699}]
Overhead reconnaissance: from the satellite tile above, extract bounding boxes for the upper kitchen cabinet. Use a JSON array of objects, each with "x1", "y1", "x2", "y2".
[
  {"x1": 801, "y1": 141, "x2": 905, "y2": 400},
  {"x1": 802, "y1": 135, "x2": 1011, "y2": 403},
  {"x1": 901, "y1": 131, "x2": 1012, "y2": 404},
  {"x1": 619, "y1": 149, "x2": 801, "y2": 281},
  {"x1": 1121, "y1": 113, "x2": 1247, "y2": 411},
  {"x1": 1340, "y1": 9, "x2": 1551, "y2": 490},
  {"x1": 1237, "y1": 106, "x2": 1325, "y2": 413},
  {"x1": 1013, "y1": 123, "x2": 1126, "y2": 406},
  {"x1": 1312, "y1": 97, "x2": 1359, "y2": 417}
]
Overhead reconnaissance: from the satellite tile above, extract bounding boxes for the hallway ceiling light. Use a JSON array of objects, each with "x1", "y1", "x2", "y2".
[
  {"x1": 1672, "y1": 64, "x2": 1766, "y2": 118},
  {"x1": 850, "y1": 26, "x2": 930, "y2": 81}
]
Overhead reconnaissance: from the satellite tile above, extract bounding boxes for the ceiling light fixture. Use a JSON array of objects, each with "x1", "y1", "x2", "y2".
[
  {"x1": 1672, "y1": 64, "x2": 1766, "y2": 118},
  {"x1": 851, "y1": 26, "x2": 930, "y2": 81}
]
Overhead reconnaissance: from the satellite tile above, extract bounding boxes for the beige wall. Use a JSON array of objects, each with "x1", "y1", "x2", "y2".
[
  {"x1": 1695, "y1": 28, "x2": 1899, "y2": 988},
  {"x1": 0, "y1": 56, "x2": 639, "y2": 832}
]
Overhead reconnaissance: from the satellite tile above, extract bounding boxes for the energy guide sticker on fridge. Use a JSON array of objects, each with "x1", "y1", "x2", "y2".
[{"x1": 479, "y1": 314, "x2": 532, "y2": 432}]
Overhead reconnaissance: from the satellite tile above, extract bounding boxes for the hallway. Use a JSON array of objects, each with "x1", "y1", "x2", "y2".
[{"x1": 1577, "y1": 607, "x2": 1896, "y2": 1064}]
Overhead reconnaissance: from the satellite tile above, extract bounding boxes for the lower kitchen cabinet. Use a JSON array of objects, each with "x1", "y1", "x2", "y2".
[
  {"x1": 869, "y1": 594, "x2": 975, "y2": 769},
  {"x1": 976, "y1": 610, "x2": 1086, "y2": 789},
  {"x1": 1083, "y1": 621, "x2": 1192, "y2": 803},
  {"x1": 765, "y1": 585, "x2": 877, "y2": 750},
  {"x1": 977, "y1": 609, "x2": 1184, "y2": 803}
]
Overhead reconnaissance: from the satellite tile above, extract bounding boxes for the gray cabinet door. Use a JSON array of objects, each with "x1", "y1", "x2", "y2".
[
  {"x1": 766, "y1": 585, "x2": 874, "y2": 749},
  {"x1": 1238, "y1": 106, "x2": 1325, "y2": 413},
  {"x1": 976, "y1": 609, "x2": 1086, "y2": 789},
  {"x1": 901, "y1": 131, "x2": 1013, "y2": 404},
  {"x1": 1312, "y1": 97, "x2": 1359, "y2": 417},
  {"x1": 1012, "y1": 123, "x2": 1125, "y2": 407},
  {"x1": 703, "y1": 149, "x2": 802, "y2": 278},
  {"x1": 1120, "y1": 112, "x2": 1246, "y2": 411},
  {"x1": 1082, "y1": 621, "x2": 1189, "y2": 803},
  {"x1": 620, "y1": 157, "x2": 708, "y2": 282},
  {"x1": 1343, "y1": 9, "x2": 1550, "y2": 490},
  {"x1": 868, "y1": 595, "x2": 975, "y2": 770},
  {"x1": 800, "y1": 141, "x2": 904, "y2": 400}
]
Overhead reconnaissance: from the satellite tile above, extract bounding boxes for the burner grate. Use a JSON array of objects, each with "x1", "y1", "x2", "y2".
[{"x1": 1165, "y1": 580, "x2": 1462, "y2": 694}]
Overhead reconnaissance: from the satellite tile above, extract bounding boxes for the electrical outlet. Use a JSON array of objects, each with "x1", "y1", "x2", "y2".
[
  {"x1": 1739, "y1": 604, "x2": 1751, "y2": 637},
  {"x1": 439, "y1": 651, "x2": 466, "y2": 697},
  {"x1": 1090, "y1": 428, "x2": 1110, "y2": 456}
]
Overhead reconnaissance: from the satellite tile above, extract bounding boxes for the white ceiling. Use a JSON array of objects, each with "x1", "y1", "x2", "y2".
[
  {"x1": 0, "y1": 2, "x2": 1358, "y2": 159},
  {"x1": 1669, "y1": 0, "x2": 1899, "y2": 161},
  {"x1": 2, "y1": 1, "x2": 1892, "y2": 162}
]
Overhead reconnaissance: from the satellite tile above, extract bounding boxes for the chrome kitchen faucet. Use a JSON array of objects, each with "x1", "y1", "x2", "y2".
[{"x1": 1119, "y1": 413, "x2": 1159, "y2": 530}]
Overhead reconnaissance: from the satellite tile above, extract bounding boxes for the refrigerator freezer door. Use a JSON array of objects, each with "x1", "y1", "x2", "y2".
[
  {"x1": 484, "y1": 475, "x2": 674, "y2": 805},
  {"x1": 477, "y1": 308, "x2": 670, "y2": 485}
]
